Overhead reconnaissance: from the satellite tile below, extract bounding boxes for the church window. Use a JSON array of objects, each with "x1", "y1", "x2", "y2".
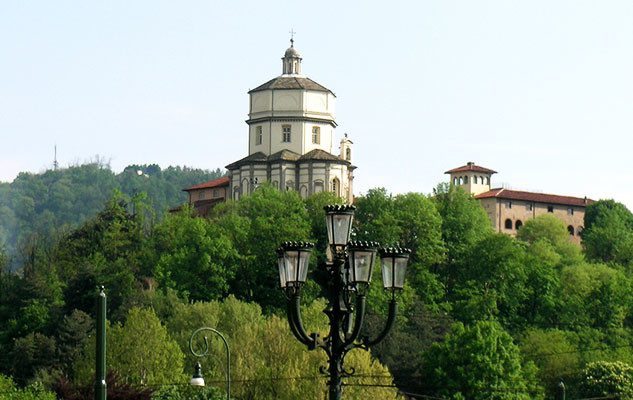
[
  {"x1": 473, "y1": 176, "x2": 478, "y2": 184},
  {"x1": 312, "y1": 126, "x2": 320, "y2": 144},
  {"x1": 256, "y1": 126, "x2": 263, "y2": 145},
  {"x1": 547, "y1": 205, "x2": 554, "y2": 213},
  {"x1": 463, "y1": 176, "x2": 469, "y2": 184},
  {"x1": 504, "y1": 219, "x2": 513, "y2": 229},
  {"x1": 567, "y1": 225, "x2": 575, "y2": 236},
  {"x1": 480, "y1": 176, "x2": 485, "y2": 184},
  {"x1": 282, "y1": 125, "x2": 291, "y2": 142},
  {"x1": 346, "y1": 148, "x2": 351, "y2": 161},
  {"x1": 332, "y1": 178, "x2": 340, "y2": 196},
  {"x1": 459, "y1": 177, "x2": 463, "y2": 185},
  {"x1": 453, "y1": 177, "x2": 458, "y2": 185},
  {"x1": 515, "y1": 220, "x2": 523, "y2": 230}
]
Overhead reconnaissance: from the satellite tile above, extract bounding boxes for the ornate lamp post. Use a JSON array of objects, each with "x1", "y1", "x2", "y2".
[
  {"x1": 278, "y1": 205, "x2": 410, "y2": 400},
  {"x1": 188, "y1": 327, "x2": 231, "y2": 400}
]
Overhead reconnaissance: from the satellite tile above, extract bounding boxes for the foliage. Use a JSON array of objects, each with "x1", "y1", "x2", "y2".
[
  {"x1": 583, "y1": 199, "x2": 633, "y2": 266},
  {"x1": 432, "y1": 183, "x2": 492, "y2": 293},
  {"x1": 151, "y1": 209, "x2": 238, "y2": 301},
  {"x1": 74, "y1": 307, "x2": 184, "y2": 387},
  {"x1": 0, "y1": 374, "x2": 56, "y2": 400},
  {"x1": 212, "y1": 185, "x2": 312, "y2": 311},
  {"x1": 422, "y1": 320, "x2": 544, "y2": 400},
  {"x1": 54, "y1": 371, "x2": 154, "y2": 400},
  {"x1": 579, "y1": 361, "x2": 633, "y2": 399}
]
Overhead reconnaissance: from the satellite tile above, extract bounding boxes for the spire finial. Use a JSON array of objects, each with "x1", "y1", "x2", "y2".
[{"x1": 289, "y1": 28, "x2": 296, "y2": 47}]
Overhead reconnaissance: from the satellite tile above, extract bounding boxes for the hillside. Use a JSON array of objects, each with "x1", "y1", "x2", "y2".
[{"x1": 0, "y1": 162, "x2": 223, "y2": 261}]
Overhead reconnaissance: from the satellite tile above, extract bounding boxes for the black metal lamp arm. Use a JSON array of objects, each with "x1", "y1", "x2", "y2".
[
  {"x1": 362, "y1": 298, "x2": 397, "y2": 348},
  {"x1": 287, "y1": 294, "x2": 316, "y2": 347},
  {"x1": 343, "y1": 294, "x2": 366, "y2": 347}
]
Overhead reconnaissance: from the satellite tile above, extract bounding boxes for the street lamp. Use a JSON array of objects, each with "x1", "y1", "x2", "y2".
[
  {"x1": 278, "y1": 204, "x2": 410, "y2": 400},
  {"x1": 188, "y1": 327, "x2": 231, "y2": 400}
]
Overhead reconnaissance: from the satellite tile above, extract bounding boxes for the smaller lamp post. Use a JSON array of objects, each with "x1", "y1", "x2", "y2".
[
  {"x1": 188, "y1": 327, "x2": 231, "y2": 400},
  {"x1": 278, "y1": 204, "x2": 410, "y2": 400}
]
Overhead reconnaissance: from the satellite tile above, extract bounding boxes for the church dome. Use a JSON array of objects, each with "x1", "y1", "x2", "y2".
[{"x1": 284, "y1": 45, "x2": 301, "y2": 58}]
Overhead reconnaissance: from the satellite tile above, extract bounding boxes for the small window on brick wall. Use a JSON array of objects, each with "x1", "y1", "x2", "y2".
[{"x1": 547, "y1": 205, "x2": 554, "y2": 213}]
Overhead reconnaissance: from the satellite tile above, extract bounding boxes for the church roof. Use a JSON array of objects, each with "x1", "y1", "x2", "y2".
[
  {"x1": 299, "y1": 149, "x2": 347, "y2": 162},
  {"x1": 183, "y1": 176, "x2": 230, "y2": 191},
  {"x1": 445, "y1": 162, "x2": 497, "y2": 174},
  {"x1": 475, "y1": 188, "x2": 593, "y2": 207},
  {"x1": 225, "y1": 152, "x2": 268, "y2": 169},
  {"x1": 249, "y1": 76, "x2": 334, "y2": 95},
  {"x1": 268, "y1": 149, "x2": 301, "y2": 162}
]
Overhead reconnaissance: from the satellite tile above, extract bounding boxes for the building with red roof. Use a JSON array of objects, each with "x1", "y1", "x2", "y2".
[{"x1": 446, "y1": 162, "x2": 593, "y2": 243}]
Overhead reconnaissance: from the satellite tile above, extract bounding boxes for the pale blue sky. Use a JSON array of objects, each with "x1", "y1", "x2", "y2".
[{"x1": 1, "y1": 1, "x2": 632, "y2": 208}]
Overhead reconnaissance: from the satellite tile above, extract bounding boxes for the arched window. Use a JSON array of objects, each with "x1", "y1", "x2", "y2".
[
  {"x1": 314, "y1": 180, "x2": 324, "y2": 193},
  {"x1": 459, "y1": 177, "x2": 463, "y2": 185},
  {"x1": 332, "y1": 178, "x2": 340, "y2": 196},
  {"x1": 486, "y1": 177, "x2": 490, "y2": 185},
  {"x1": 473, "y1": 176, "x2": 478, "y2": 184},
  {"x1": 515, "y1": 220, "x2": 523, "y2": 230},
  {"x1": 567, "y1": 225, "x2": 575, "y2": 236},
  {"x1": 346, "y1": 148, "x2": 351, "y2": 161},
  {"x1": 453, "y1": 177, "x2": 458, "y2": 185},
  {"x1": 463, "y1": 176, "x2": 469, "y2": 184},
  {"x1": 505, "y1": 219, "x2": 513, "y2": 229},
  {"x1": 481, "y1": 176, "x2": 485, "y2": 184}
]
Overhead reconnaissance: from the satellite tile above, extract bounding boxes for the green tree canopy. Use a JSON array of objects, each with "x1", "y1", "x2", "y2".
[
  {"x1": 583, "y1": 200, "x2": 633, "y2": 266},
  {"x1": 422, "y1": 320, "x2": 543, "y2": 400}
]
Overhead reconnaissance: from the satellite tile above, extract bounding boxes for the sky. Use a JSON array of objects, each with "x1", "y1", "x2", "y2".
[{"x1": 1, "y1": 1, "x2": 632, "y2": 209}]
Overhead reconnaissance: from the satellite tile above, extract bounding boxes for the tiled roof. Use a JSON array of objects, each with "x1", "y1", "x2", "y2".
[
  {"x1": 249, "y1": 77, "x2": 333, "y2": 94},
  {"x1": 299, "y1": 149, "x2": 345, "y2": 162},
  {"x1": 184, "y1": 176, "x2": 230, "y2": 191},
  {"x1": 445, "y1": 163, "x2": 497, "y2": 174},
  {"x1": 475, "y1": 188, "x2": 593, "y2": 207},
  {"x1": 225, "y1": 152, "x2": 268, "y2": 169},
  {"x1": 268, "y1": 149, "x2": 301, "y2": 162}
]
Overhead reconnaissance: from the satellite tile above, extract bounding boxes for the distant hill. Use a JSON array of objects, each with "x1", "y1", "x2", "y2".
[{"x1": 0, "y1": 162, "x2": 223, "y2": 259}]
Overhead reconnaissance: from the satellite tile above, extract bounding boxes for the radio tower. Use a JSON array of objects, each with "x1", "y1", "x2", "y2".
[{"x1": 53, "y1": 145, "x2": 59, "y2": 171}]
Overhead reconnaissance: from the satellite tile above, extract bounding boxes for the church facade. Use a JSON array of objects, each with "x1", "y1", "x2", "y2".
[
  {"x1": 225, "y1": 40, "x2": 355, "y2": 203},
  {"x1": 446, "y1": 162, "x2": 593, "y2": 244}
]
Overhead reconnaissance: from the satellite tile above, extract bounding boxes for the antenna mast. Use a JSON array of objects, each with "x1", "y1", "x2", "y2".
[{"x1": 53, "y1": 145, "x2": 59, "y2": 171}]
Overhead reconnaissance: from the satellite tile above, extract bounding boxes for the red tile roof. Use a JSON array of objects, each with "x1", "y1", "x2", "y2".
[
  {"x1": 184, "y1": 176, "x2": 230, "y2": 191},
  {"x1": 445, "y1": 162, "x2": 497, "y2": 174},
  {"x1": 475, "y1": 188, "x2": 593, "y2": 207}
]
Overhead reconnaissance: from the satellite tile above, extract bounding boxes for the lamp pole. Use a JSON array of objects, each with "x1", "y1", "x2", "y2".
[
  {"x1": 95, "y1": 286, "x2": 107, "y2": 400},
  {"x1": 188, "y1": 327, "x2": 231, "y2": 400},
  {"x1": 278, "y1": 205, "x2": 410, "y2": 400}
]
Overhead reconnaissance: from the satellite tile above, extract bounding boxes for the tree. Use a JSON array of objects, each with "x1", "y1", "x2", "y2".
[
  {"x1": 151, "y1": 209, "x2": 238, "y2": 301},
  {"x1": 582, "y1": 200, "x2": 633, "y2": 266},
  {"x1": 579, "y1": 361, "x2": 633, "y2": 400},
  {"x1": 433, "y1": 183, "x2": 492, "y2": 293},
  {"x1": 451, "y1": 234, "x2": 528, "y2": 328},
  {"x1": 74, "y1": 307, "x2": 184, "y2": 387},
  {"x1": 422, "y1": 320, "x2": 544, "y2": 400},
  {"x1": 0, "y1": 373, "x2": 56, "y2": 400},
  {"x1": 517, "y1": 214, "x2": 582, "y2": 264},
  {"x1": 212, "y1": 185, "x2": 312, "y2": 310}
]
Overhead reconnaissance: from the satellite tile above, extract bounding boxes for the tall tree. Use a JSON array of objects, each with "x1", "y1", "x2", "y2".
[
  {"x1": 582, "y1": 200, "x2": 633, "y2": 266},
  {"x1": 422, "y1": 320, "x2": 544, "y2": 400}
]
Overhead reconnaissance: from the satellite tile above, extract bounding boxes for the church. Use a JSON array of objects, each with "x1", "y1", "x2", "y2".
[{"x1": 184, "y1": 39, "x2": 355, "y2": 212}]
